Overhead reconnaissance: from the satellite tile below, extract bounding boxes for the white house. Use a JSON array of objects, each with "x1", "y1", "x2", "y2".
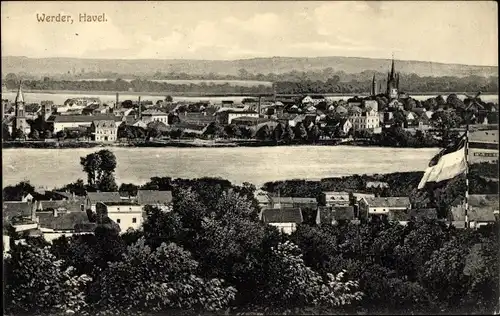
[
  {"x1": 141, "y1": 109, "x2": 170, "y2": 125},
  {"x1": 262, "y1": 208, "x2": 303, "y2": 234},
  {"x1": 47, "y1": 114, "x2": 121, "y2": 133},
  {"x1": 324, "y1": 191, "x2": 351, "y2": 207},
  {"x1": 216, "y1": 109, "x2": 259, "y2": 125},
  {"x1": 359, "y1": 197, "x2": 411, "y2": 215},
  {"x1": 92, "y1": 120, "x2": 118, "y2": 142},
  {"x1": 96, "y1": 201, "x2": 144, "y2": 232}
]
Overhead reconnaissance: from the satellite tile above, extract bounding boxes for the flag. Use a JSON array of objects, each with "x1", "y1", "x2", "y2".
[{"x1": 418, "y1": 134, "x2": 467, "y2": 189}]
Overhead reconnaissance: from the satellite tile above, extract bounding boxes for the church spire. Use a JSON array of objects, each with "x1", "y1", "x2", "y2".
[
  {"x1": 15, "y1": 80, "x2": 24, "y2": 104},
  {"x1": 371, "y1": 74, "x2": 377, "y2": 96}
]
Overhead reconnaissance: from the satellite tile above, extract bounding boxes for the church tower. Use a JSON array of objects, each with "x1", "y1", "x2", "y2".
[
  {"x1": 386, "y1": 55, "x2": 399, "y2": 99},
  {"x1": 13, "y1": 81, "x2": 28, "y2": 136}
]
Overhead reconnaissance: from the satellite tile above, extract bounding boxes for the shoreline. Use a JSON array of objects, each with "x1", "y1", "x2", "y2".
[
  {"x1": 1, "y1": 139, "x2": 441, "y2": 150},
  {"x1": 4, "y1": 89, "x2": 499, "y2": 98}
]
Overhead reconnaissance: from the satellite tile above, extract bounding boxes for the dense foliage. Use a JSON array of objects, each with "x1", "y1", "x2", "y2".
[{"x1": 4, "y1": 172, "x2": 499, "y2": 315}]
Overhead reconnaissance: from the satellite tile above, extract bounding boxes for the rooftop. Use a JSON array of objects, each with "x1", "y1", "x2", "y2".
[
  {"x1": 47, "y1": 114, "x2": 121, "y2": 123},
  {"x1": 93, "y1": 120, "x2": 117, "y2": 128},
  {"x1": 363, "y1": 197, "x2": 411, "y2": 208},
  {"x1": 86, "y1": 192, "x2": 122, "y2": 203},
  {"x1": 262, "y1": 208, "x2": 303, "y2": 223},
  {"x1": 137, "y1": 190, "x2": 173, "y2": 205},
  {"x1": 37, "y1": 211, "x2": 95, "y2": 231}
]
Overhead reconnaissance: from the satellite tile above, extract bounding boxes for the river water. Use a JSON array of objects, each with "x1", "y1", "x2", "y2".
[{"x1": 2, "y1": 146, "x2": 438, "y2": 189}]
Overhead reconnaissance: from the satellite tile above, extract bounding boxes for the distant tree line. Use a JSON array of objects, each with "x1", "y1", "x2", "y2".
[{"x1": 4, "y1": 70, "x2": 498, "y2": 94}]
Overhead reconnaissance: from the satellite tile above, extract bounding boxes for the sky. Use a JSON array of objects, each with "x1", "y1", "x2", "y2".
[{"x1": 1, "y1": 1, "x2": 498, "y2": 66}]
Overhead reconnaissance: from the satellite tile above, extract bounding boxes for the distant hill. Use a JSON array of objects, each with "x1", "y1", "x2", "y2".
[{"x1": 2, "y1": 55, "x2": 497, "y2": 78}]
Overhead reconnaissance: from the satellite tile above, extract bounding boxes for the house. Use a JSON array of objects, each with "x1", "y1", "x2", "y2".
[
  {"x1": 91, "y1": 120, "x2": 118, "y2": 142},
  {"x1": 141, "y1": 109, "x2": 170, "y2": 125},
  {"x1": 349, "y1": 104, "x2": 380, "y2": 133},
  {"x1": 95, "y1": 201, "x2": 144, "y2": 232},
  {"x1": 47, "y1": 114, "x2": 121, "y2": 133},
  {"x1": 84, "y1": 192, "x2": 122, "y2": 212},
  {"x1": 261, "y1": 208, "x2": 303, "y2": 234},
  {"x1": 255, "y1": 190, "x2": 273, "y2": 212},
  {"x1": 335, "y1": 105, "x2": 348, "y2": 115},
  {"x1": 36, "y1": 210, "x2": 96, "y2": 243},
  {"x1": 216, "y1": 109, "x2": 259, "y2": 125},
  {"x1": 269, "y1": 196, "x2": 318, "y2": 210},
  {"x1": 404, "y1": 111, "x2": 417, "y2": 125},
  {"x1": 124, "y1": 117, "x2": 148, "y2": 129},
  {"x1": 2, "y1": 201, "x2": 37, "y2": 230},
  {"x1": 35, "y1": 200, "x2": 83, "y2": 213},
  {"x1": 323, "y1": 191, "x2": 351, "y2": 207},
  {"x1": 302, "y1": 95, "x2": 326, "y2": 106},
  {"x1": 449, "y1": 195, "x2": 499, "y2": 228},
  {"x1": 21, "y1": 193, "x2": 34, "y2": 202},
  {"x1": 359, "y1": 197, "x2": 411, "y2": 216},
  {"x1": 136, "y1": 190, "x2": 173, "y2": 212},
  {"x1": 179, "y1": 112, "x2": 216, "y2": 126},
  {"x1": 329, "y1": 206, "x2": 356, "y2": 225}
]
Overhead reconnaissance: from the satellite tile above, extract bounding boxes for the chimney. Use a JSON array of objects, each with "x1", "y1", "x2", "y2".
[
  {"x1": 72, "y1": 192, "x2": 76, "y2": 201},
  {"x1": 53, "y1": 208, "x2": 58, "y2": 218},
  {"x1": 116, "y1": 93, "x2": 119, "y2": 109}
]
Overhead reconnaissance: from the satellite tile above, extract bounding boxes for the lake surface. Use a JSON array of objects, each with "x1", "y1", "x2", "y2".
[
  {"x1": 2, "y1": 146, "x2": 438, "y2": 189},
  {"x1": 2, "y1": 91, "x2": 498, "y2": 105}
]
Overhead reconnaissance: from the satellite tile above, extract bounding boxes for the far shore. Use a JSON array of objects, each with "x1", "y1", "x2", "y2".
[{"x1": 4, "y1": 89, "x2": 498, "y2": 98}]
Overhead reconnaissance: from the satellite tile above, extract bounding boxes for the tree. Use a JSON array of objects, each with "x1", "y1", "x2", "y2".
[
  {"x1": 308, "y1": 124, "x2": 321, "y2": 143},
  {"x1": 44, "y1": 130, "x2": 53, "y2": 139},
  {"x1": 282, "y1": 123, "x2": 295, "y2": 143},
  {"x1": 256, "y1": 125, "x2": 271, "y2": 141},
  {"x1": 119, "y1": 183, "x2": 139, "y2": 197},
  {"x1": 2, "y1": 181, "x2": 36, "y2": 201},
  {"x1": 2, "y1": 123, "x2": 11, "y2": 141},
  {"x1": 4, "y1": 243, "x2": 92, "y2": 314},
  {"x1": 294, "y1": 122, "x2": 308, "y2": 142},
  {"x1": 80, "y1": 150, "x2": 118, "y2": 190},
  {"x1": 165, "y1": 95, "x2": 173, "y2": 102},
  {"x1": 273, "y1": 124, "x2": 284, "y2": 143},
  {"x1": 56, "y1": 130, "x2": 66, "y2": 140},
  {"x1": 30, "y1": 129, "x2": 40, "y2": 140},
  {"x1": 95, "y1": 239, "x2": 237, "y2": 313},
  {"x1": 12, "y1": 128, "x2": 25, "y2": 140}
]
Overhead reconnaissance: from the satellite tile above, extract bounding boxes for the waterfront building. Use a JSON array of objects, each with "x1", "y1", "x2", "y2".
[
  {"x1": 91, "y1": 120, "x2": 118, "y2": 142},
  {"x1": 215, "y1": 109, "x2": 259, "y2": 125},
  {"x1": 36, "y1": 210, "x2": 95, "y2": 243},
  {"x1": 47, "y1": 114, "x2": 121, "y2": 133},
  {"x1": 140, "y1": 109, "x2": 170, "y2": 125},
  {"x1": 348, "y1": 100, "x2": 380, "y2": 133}
]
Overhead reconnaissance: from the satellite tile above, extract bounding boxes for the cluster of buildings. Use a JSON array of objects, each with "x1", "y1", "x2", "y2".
[
  {"x1": 3, "y1": 188, "x2": 173, "y2": 252},
  {"x1": 255, "y1": 187, "x2": 499, "y2": 234}
]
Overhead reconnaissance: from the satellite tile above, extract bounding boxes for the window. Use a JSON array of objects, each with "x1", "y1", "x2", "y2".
[
  {"x1": 117, "y1": 207, "x2": 120, "y2": 211},
  {"x1": 132, "y1": 218, "x2": 137, "y2": 223},
  {"x1": 117, "y1": 219, "x2": 121, "y2": 223}
]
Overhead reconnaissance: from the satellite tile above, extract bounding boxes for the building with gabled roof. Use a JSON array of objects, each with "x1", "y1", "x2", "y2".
[
  {"x1": 96, "y1": 201, "x2": 143, "y2": 233},
  {"x1": 47, "y1": 114, "x2": 121, "y2": 133},
  {"x1": 359, "y1": 196, "x2": 411, "y2": 216},
  {"x1": 449, "y1": 194, "x2": 499, "y2": 228},
  {"x1": 262, "y1": 208, "x2": 303, "y2": 234},
  {"x1": 91, "y1": 120, "x2": 118, "y2": 142},
  {"x1": 84, "y1": 192, "x2": 122, "y2": 212},
  {"x1": 36, "y1": 210, "x2": 95, "y2": 243},
  {"x1": 324, "y1": 191, "x2": 351, "y2": 207}
]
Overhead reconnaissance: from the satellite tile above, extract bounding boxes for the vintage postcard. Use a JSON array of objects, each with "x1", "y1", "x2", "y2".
[{"x1": 2, "y1": 1, "x2": 499, "y2": 315}]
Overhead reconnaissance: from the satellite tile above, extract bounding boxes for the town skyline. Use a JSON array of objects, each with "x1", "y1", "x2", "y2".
[{"x1": 1, "y1": 1, "x2": 498, "y2": 66}]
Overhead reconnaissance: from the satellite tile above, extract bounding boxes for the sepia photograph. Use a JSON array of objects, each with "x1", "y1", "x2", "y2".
[{"x1": 1, "y1": 1, "x2": 499, "y2": 315}]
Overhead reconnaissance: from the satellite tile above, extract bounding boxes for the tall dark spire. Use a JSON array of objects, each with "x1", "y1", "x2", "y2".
[
  {"x1": 15, "y1": 80, "x2": 25, "y2": 104},
  {"x1": 371, "y1": 74, "x2": 376, "y2": 95}
]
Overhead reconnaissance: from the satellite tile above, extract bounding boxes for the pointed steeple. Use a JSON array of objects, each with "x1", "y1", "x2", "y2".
[
  {"x1": 371, "y1": 74, "x2": 377, "y2": 96},
  {"x1": 15, "y1": 80, "x2": 25, "y2": 104}
]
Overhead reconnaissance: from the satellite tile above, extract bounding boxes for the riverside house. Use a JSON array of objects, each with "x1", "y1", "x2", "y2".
[
  {"x1": 91, "y1": 120, "x2": 118, "y2": 142},
  {"x1": 359, "y1": 197, "x2": 411, "y2": 216},
  {"x1": 95, "y1": 201, "x2": 143, "y2": 232},
  {"x1": 261, "y1": 208, "x2": 303, "y2": 234},
  {"x1": 47, "y1": 114, "x2": 121, "y2": 133}
]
